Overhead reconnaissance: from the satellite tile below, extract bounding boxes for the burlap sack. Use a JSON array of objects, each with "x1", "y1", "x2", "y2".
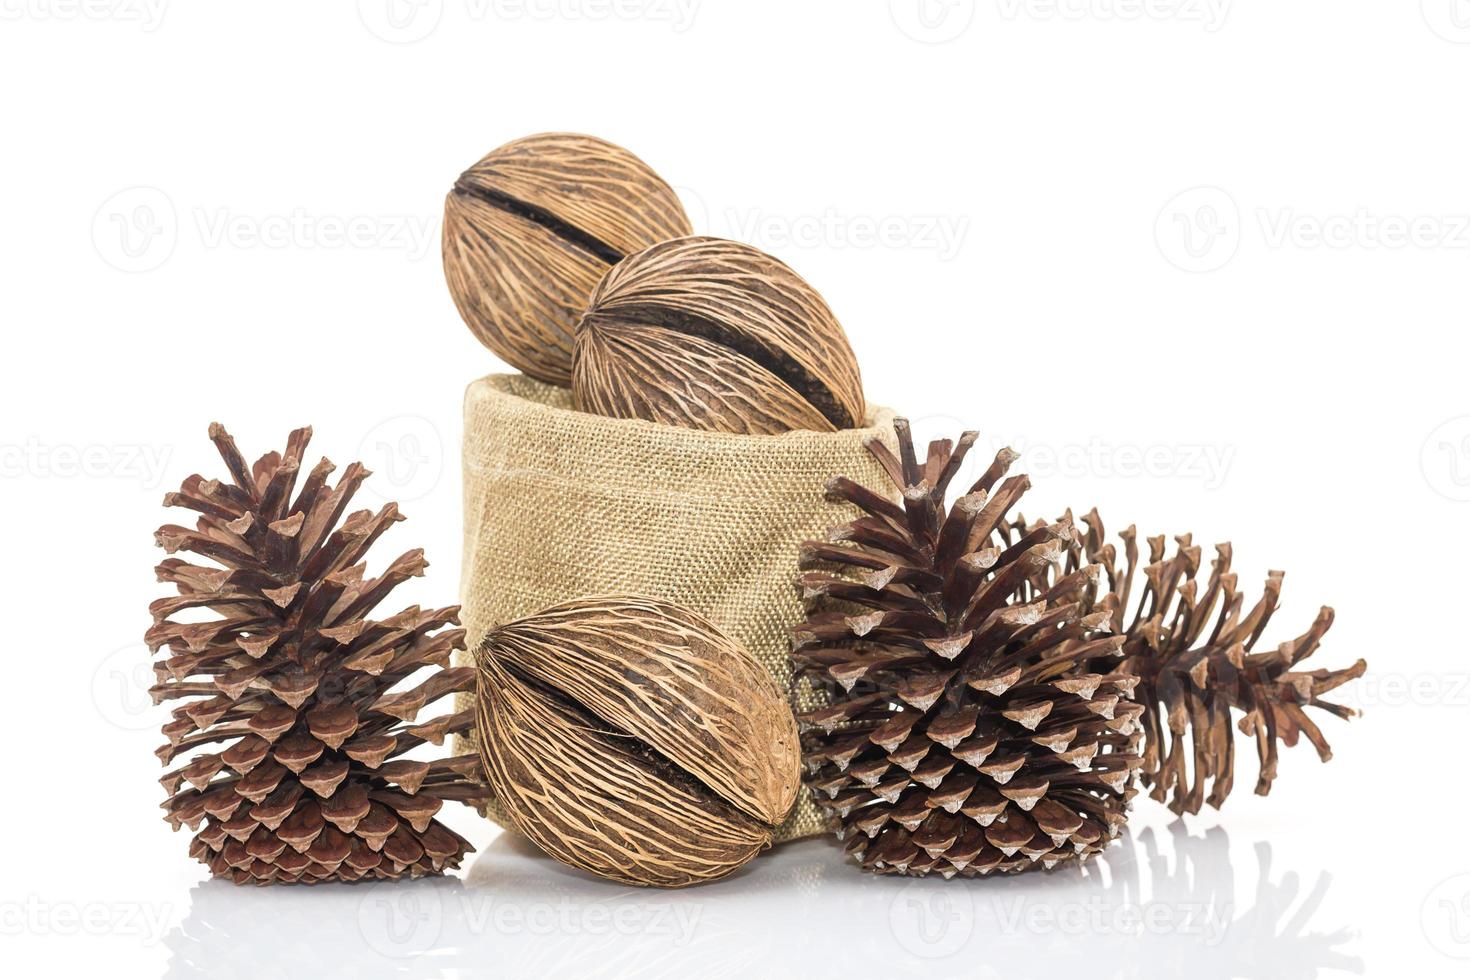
[{"x1": 453, "y1": 373, "x2": 897, "y2": 843}]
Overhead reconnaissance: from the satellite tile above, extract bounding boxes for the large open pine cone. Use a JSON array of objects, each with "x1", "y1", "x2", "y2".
[
  {"x1": 148, "y1": 425, "x2": 487, "y2": 884},
  {"x1": 1030, "y1": 508, "x2": 1365, "y2": 815},
  {"x1": 793, "y1": 420, "x2": 1144, "y2": 878}
]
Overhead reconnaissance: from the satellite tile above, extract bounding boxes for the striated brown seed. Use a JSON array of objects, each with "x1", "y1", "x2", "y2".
[
  {"x1": 443, "y1": 133, "x2": 692, "y2": 387},
  {"x1": 573, "y1": 236, "x2": 866, "y2": 434},
  {"x1": 474, "y1": 595, "x2": 800, "y2": 888}
]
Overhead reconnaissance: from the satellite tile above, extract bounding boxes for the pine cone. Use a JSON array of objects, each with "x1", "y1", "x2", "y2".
[
  {"x1": 148, "y1": 424, "x2": 488, "y2": 884},
  {"x1": 793, "y1": 420, "x2": 1144, "y2": 878},
  {"x1": 1034, "y1": 508, "x2": 1366, "y2": 815}
]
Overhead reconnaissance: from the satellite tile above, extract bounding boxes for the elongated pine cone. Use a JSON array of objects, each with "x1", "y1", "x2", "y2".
[
  {"x1": 1027, "y1": 508, "x2": 1366, "y2": 815},
  {"x1": 148, "y1": 424, "x2": 488, "y2": 884},
  {"x1": 793, "y1": 420, "x2": 1144, "y2": 878}
]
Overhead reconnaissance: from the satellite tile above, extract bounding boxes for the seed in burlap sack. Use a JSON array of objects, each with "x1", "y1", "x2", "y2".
[
  {"x1": 443, "y1": 132, "x2": 692, "y2": 387},
  {"x1": 573, "y1": 236, "x2": 866, "y2": 435},
  {"x1": 474, "y1": 595, "x2": 801, "y2": 888}
]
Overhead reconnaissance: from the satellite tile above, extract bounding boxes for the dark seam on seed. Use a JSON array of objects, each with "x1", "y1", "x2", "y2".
[
  {"x1": 581, "y1": 304, "x2": 855, "y2": 429},
  {"x1": 492, "y1": 652, "x2": 767, "y2": 825},
  {"x1": 453, "y1": 179, "x2": 625, "y2": 266}
]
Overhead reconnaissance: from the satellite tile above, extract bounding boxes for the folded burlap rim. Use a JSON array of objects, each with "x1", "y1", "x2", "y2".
[{"x1": 453, "y1": 373, "x2": 898, "y2": 845}]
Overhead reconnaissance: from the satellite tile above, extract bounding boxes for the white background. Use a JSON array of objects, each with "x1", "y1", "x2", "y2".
[{"x1": 2, "y1": 2, "x2": 1465, "y2": 977}]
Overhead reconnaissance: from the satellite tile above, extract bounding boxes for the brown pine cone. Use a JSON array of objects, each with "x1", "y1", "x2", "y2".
[
  {"x1": 794, "y1": 420, "x2": 1144, "y2": 877},
  {"x1": 148, "y1": 424, "x2": 488, "y2": 884},
  {"x1": 1032, "y1": 508, "x2": 1366, "y2": 815}
]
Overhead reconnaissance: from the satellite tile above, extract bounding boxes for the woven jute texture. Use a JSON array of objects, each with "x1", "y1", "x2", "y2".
[{"x1": 453, "y1": 373, "x2": 897, "y2": 843}]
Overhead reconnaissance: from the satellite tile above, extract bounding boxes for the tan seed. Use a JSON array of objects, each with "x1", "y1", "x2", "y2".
[
  {"x1": 474, "y1": 595, "x2": 801, "y2": 888},
  {"x1": 443, "y1": 133, "x2": 692, "y2": 387},
  {"x1": 573, "y1": 236, "x2": 866, "y2": 434}
]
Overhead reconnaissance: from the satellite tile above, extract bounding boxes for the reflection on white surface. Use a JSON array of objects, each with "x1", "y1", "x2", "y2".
[{"x1": 163, "y1": 824, "x2": 1361, "y2": 979}]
